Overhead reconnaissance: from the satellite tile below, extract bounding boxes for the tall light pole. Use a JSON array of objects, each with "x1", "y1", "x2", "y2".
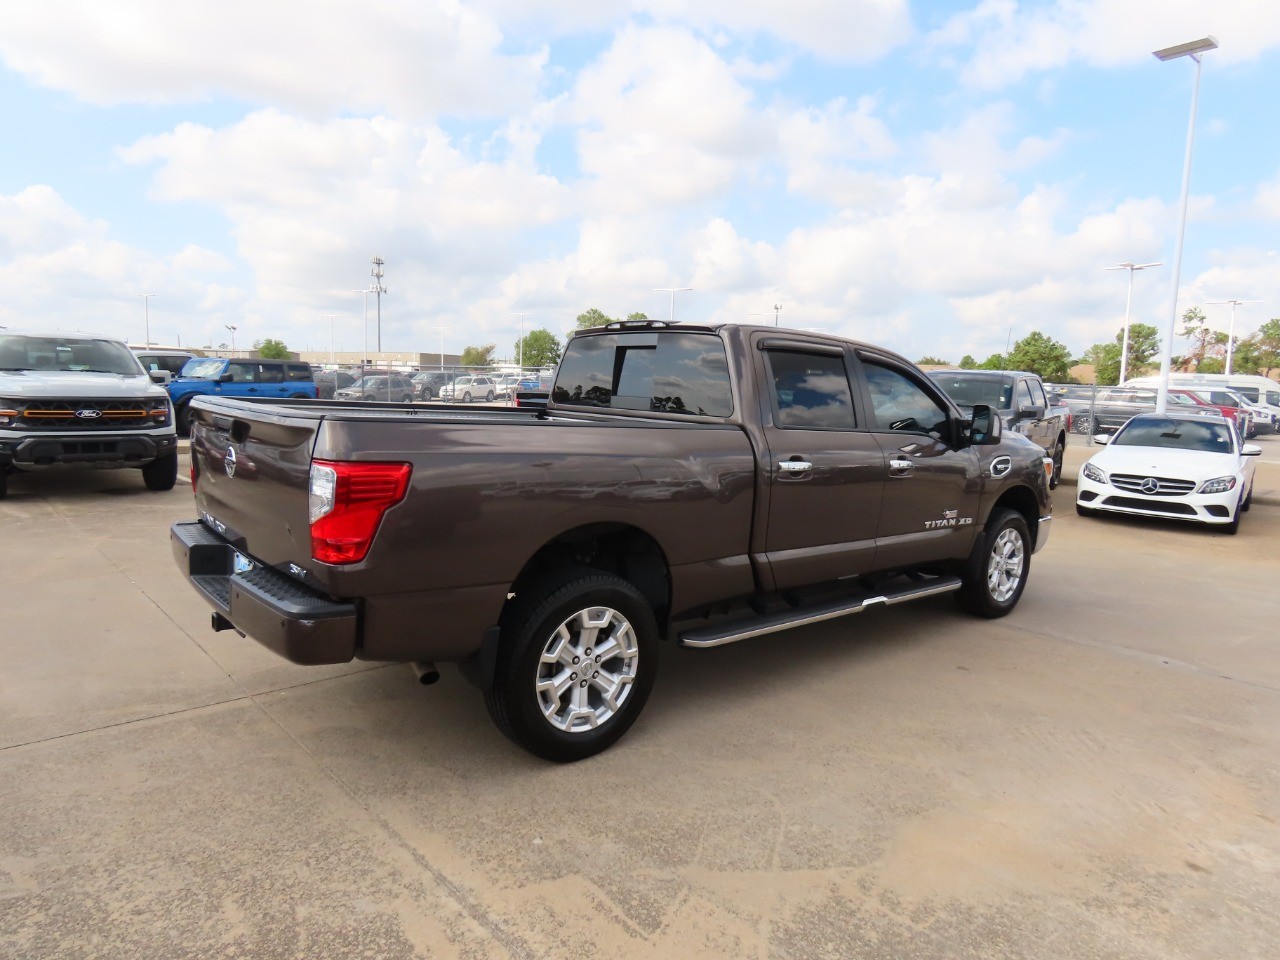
[
  {"x1": 321, "y1": 314, "x2": 338, "y2": 366},
  {"x1": 654, "y1": 287, "x2": 692, "y2": 323},
  {"x1": 1152, "y1": 35, "x2": 1217, "y2": 414},
  {"x1": 1104, "y1": 262, "x2": 1161, "y2": 384},
  {"x1": 352, "y1": 289, "x2": 370, "y2": 367},
  {"x1": 370, "y1": 256, "x2": 386, "y2": 352},
  {"x1": 511, "y1": 313, "x2": 528, "y2": 370},
  {"x1": 773, "y1": 303, "x2": 782, "y2": 327},
  {"x1": 225, "y1": 324, "x2": 237, "y2": 355},
  {"x1": 435, "y1": 326, "x2": 452, "y2": 371},
  {"x1": 1206, "y1": 298, "x2": 1262, "y2": 374},
  {"x1": 138, "y1": 293, "x2": 155, "y2": 347}
]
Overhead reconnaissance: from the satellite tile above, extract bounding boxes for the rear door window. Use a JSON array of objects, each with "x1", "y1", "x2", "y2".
[
  {"x1": 766, "y1": 350, "x2": 856, "y2": 429},
  {"x1": 286, "y1": 363, "x2": 312, "y2": 381}
]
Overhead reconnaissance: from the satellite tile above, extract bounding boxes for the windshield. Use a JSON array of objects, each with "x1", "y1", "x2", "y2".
[
  {"x1": 181, "y1": 358, "x2": 227, "y2": 379},
  {"x1": 928, "y1": 374, "x2": 1013, "y2": 409},
  {"x1": 1112, "y1": 417, "x2": 1235, "y2": 453},
  {"x1": 0, "y1": 334, "x2": 144, "y2": 375}
]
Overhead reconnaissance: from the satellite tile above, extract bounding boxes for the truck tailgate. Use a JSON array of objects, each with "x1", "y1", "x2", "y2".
[{"x1": 188, "y1": 401, "x2": 318, "y2": 570}]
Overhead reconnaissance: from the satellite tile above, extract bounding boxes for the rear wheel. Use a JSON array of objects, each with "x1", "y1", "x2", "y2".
[
  {"x1": 956, "y1": 509, "x2": 1030, "y2": 618},
  {"x1": 486, "y1": 390, "x2": 495, "y2": 401},
  {"x1": 1072, "y1": 414, "x2": 1094, "y2": 435},
  {"x1": 142, "y1": 453, "x2": 179, "y2": 492},
  {"x1": 485, "y1": 569, "x2": 659, "y2": 762}
]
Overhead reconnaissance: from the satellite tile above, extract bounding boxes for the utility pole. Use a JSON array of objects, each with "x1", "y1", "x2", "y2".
[
  {"x1": 1105, "y1": 262, "x2": 1161, "y2": 384},
  {"x1": 773, "y1": 303, "x2": 782, "y2": 327},
  {"x1": 321, "y1": 314, "x2": 338, "y2": 365},
  {"x1": 225, "y1": 325, "x2": 237, "y2": 355},
  {"x1": 370, "y1": 256, "x2": 386, "y2": 352}
]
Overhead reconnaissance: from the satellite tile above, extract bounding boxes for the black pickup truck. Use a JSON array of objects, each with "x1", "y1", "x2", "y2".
[
  {"x1": 927, "y1": 369, "x2": 1069, "y2": 488},
  {"x1": 171, "y1": 323, "x2": 1054, "y2": 761}
]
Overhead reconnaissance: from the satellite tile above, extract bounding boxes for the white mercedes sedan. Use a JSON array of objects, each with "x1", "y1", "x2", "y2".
[{"x1": 1076, "y1": 412, "x2": 1261, "y2": 534}]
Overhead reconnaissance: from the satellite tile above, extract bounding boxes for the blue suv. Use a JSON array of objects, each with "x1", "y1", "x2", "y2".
[{"x1": 168, "y1": 357, "x2": 317, "y2": 434}]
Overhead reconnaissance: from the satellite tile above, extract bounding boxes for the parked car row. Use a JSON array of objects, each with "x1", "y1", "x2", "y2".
[{"x1": 1047, "y1": 384, "x2": 1263, "y2": 438}]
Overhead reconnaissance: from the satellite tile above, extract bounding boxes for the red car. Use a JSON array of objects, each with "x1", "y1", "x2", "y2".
[{"x1": 1169, "y1": 389, "x2": 1253, "y2": 436}]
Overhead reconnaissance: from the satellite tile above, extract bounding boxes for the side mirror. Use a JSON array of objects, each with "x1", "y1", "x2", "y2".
[
  {"x1": 969, "y1": 404, "x2": 1003, "y2": 446},
  {"x1": 1020, "y1": 404, "x2": 1045, "y2": 418},
  {"x1": 1242, "y1": 444, "x2": 1263, "y2": 457},
  {"x1": 1093, "y1": 433, "x2": 1110, "y2": 445},
  {"x1": 148, "y1": 370, "x2": 171, "y2": 385},
  {"x1": 218, "y1": 372, "x2": 234, "y2": 383}
]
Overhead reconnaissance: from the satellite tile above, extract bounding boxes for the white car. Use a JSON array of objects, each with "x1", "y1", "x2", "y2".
[
  {"x1": 1076, "y1": 412, "x2": 1261, "y2": 534},
  {"x1": 439, "y1": 375, "x2": 496, "y2": 402}
]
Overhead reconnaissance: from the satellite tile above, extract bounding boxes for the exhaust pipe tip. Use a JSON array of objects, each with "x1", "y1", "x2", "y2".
[{"x1": 411, "y1": 661, "x2": 441, "y2": 686}]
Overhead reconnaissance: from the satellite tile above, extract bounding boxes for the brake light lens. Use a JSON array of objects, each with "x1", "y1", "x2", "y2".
[{"x1": 309, "y1": 460, "x2": 411, "y2": 564}]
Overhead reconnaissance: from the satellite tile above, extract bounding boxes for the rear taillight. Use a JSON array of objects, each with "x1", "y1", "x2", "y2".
[{"x1": 309, "y1": 460, "x2": 411, "y2": 565}]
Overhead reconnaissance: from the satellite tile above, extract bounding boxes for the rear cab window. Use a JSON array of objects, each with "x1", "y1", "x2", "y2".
[{"x1": 553, "y1": 331, "x2": 733, "y2": 417}]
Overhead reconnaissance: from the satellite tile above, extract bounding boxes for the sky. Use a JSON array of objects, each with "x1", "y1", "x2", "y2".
[{"x1": 2, "y1": 0, "x2": 1279, "y2": 366}]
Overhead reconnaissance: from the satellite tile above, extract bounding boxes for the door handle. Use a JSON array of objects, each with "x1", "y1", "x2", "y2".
[
  {"x1": 778, "y1": 460, "x2": 812, "y2": 474},
  {"x1": 889, "y1": 458, "x2": 914, "y2": 476}
]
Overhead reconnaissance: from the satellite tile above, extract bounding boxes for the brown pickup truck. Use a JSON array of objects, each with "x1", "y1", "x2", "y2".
[{"x1": 172, "y1": 322, "x2": 1054, "y2": 761}]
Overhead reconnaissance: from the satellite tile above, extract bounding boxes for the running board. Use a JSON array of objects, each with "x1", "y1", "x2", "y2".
[{"x1": 677, "y1": 575, "x2": 963, "y2": 649}]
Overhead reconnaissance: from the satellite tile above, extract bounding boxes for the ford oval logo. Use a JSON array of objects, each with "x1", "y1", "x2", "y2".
[
  {"x1": 224, "y1": 445, "x2": 237, "y2": 479},
  {"x1": 75, "y1": 409, "x2": 102, "y2": 419}
]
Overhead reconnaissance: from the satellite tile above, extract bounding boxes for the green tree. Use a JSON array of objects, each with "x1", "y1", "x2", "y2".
[
  {"x1": 1007, "y1": 331, "x2": 1072, "y2": 380},
  {"x1": 917, "y1": 356, "x2": 949, "y2": 366},
  {"x1": 576, "y1": 308, "x2": 615, "y2": 329},
  {"x1": 959, "y1": 354, "x2": 978, "y2": 369},
  {"x1": 461, "y1": 344, "x2": 496, "y2": 367},
  {"x1": 978, "y1": 353, "x2": 1006, "y2": 370},
  {"x1": 625, "y1": 312, "x2": 649, "y2": 322},
  {"x1": 1119, "y1": 322, "x2": 1161, "y2": 379},
  {"x1": 1236, "y1": 318, "x2": 1280, "y2": 375},
  {"x1": 1175, "y1": 306, "x2": 1219, "y2": 370},
  {"x1": 516, "y1": 329, "x2": 562, "y2": 368},
  {"x1": 1082, "y1": 341, "x2": 1122, "y2": 385},
  {"x1": 254, "y1": 338, "x2": 290, "y2": 359}
]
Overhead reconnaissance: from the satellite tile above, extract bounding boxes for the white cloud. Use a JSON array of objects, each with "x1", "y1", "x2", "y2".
[
  {"x1": 0, "y1": 0, "x2": 544, "y2": 118},
  {"x1": 928, "y1": 0, "x2": 1280, "y2": 90}
]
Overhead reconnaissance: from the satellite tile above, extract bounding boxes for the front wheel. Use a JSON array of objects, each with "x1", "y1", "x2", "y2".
[
  {"x1": 955, "y1": 509, "x2": 1031, "y2": 618},
  {"x1": 486, "y1": 390, "x2": 495, "y2": 401},
  {"x1": 142, "y1": 453, "x2": 179, "y2": 491},
  {"x1": 1048, "y1": 437, "x2": 1064, "y2": 489},
  {"x1": 1071, "y1": 414, "x2": 1093, "y2": 435},
  {"x1": 485, "y1": 569, "x2": 659, "y2": 762},
  {"x1": 462, "y1": 391, "x2": 472, "y2": 403},
  {"x1": 177, "y1": 402, "x2": 196, "y2": 437}
]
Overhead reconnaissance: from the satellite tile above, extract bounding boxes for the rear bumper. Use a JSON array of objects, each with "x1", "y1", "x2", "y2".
[
  {"x1": 1, "y1": 432, "x2": 176, "y2": 469},
  {"x1": 170, "y1": 520, "x2": 357, "y2": 665}
]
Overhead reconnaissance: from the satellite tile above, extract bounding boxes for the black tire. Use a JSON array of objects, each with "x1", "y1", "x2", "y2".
[
  {"x1": 289, "y1": 393, "x2": 308, "y2": 400},
  {"x1": 400, "y1": 393, "x2": 413, "y2": 402},
  {"x1": 177, "y1": 402, "x2": 196, "y2": 437},
  {"x1": 1223, "y1": 490, "x2": 1245, "y2": 535},
  {"x1": 142, "y1": 453, "x2": 179, "y2": 491},
  {"x1": 463, "y1": 391, "x2": 472, "y2": 403},
  {"x1": 486, "y1": 390, "x2": 495, "y2": 402},
  {"x1": 485, "y1": 569, "x2": 659, "y2": 762},
  {"x1": 1242, "y1": 482, "x2": 1253, "y2": 512},
  {"x1": 955, "y1": 508, "x2": 1031, "y2": 618},
  {"x1": 1048, "y1": 437, "x2": 1064, "y2": 489},
  {"x1": 0, "y1": 470, "x2": 8, "y2": 500},
  {"x1": 1072, "y1": 414, "x2": 1093, "y2": 435}
]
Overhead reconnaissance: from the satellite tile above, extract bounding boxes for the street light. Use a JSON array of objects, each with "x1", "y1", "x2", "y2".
[
  {"x1": 511, "y1": 313, "x2": 528, "y2": 371},
  {"x1": 225, "y1": 324, "x2": 237, "y2": 355},
  {"x1": 138, "y1": 293, "x2": 155, "y2": 347},
  {"x1": 321, "y1": 314, "x2": 338, "y2": 366},
  {"x1": 1152, "y1": 35, "x2": 1217, "y2": 413},
  {"x1": 773, "y1": 303, "x2": 782, "y2": 327},
  {"x1": 653, "y1": 287, "x2": 692, "y2": 323},
  {"x1": 1104, "y1": 262, "x2": 1161, "y2": 384},
  {"x1": 1206, "y1": 298, "x2": 1262, "y2": 375}
]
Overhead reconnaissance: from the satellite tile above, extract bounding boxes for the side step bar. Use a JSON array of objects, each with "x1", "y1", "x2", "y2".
[{"x1": 677, "y1": 575, "x2": 963, "y2": 649}]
